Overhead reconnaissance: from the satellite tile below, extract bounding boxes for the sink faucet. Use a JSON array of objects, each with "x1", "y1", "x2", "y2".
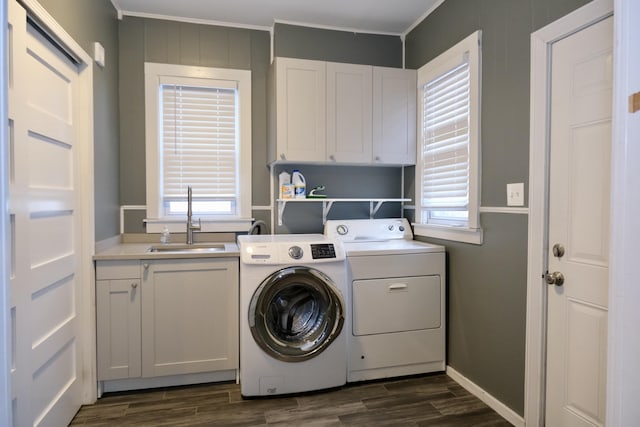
[{"x1": 186, "y1": 186, "x2": 201, "y2": 244}]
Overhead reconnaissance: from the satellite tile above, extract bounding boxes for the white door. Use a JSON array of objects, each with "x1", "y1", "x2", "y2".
[
  {"x1": 545, "y1": 15, "x2": 613, "y2": 426},
  {"x1": 9, "y1": 1, "x2": 84, "y2": 425}
]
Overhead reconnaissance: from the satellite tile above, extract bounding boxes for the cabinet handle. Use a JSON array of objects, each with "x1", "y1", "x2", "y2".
[
  {"x1": 131, "y1": 283, "x2": 138, "y2": 289},
  {"x1": 388, "y1": 283, "x2": 408, "y2": 291},
  {"x1": 280, "y1": 153, "x2": 286, "y2": 160},
  {"x1": 143, "y1": 263, "x2": 149, "y2": 270},
  {"x1": 375, "y1": 156, "x2": 381, "y2": 161},
  {"x1": 329, "y1": 155, "x2": 336, "y2": 161}
]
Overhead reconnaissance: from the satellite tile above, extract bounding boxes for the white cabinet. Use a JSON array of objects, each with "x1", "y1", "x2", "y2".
[
  {"x1": 141, "y1": 258, "x2": 238, "y2": 378},
  {"x1": 270, "y1": 57, "x2": 416, "y2": 165},
  {"x1": 96, "y1": 260, "x2": 142, "y2": 381},
  {"x1": 96, "y1": 257, "x2": 239, "y2": 383},
  {"x1": 271, "y1": 57, "x2": 326, "y2": 162},
  {"x1": 327, "y1": 62, "x2": 373, "y2": 163},
  {"x1": 373, "y1": 67, "x2": 417, "y2": 165}
]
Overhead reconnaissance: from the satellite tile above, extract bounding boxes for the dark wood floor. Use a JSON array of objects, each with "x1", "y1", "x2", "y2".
[{"x1": 70, "y1": 373, "x2": 512, "y2": 426}]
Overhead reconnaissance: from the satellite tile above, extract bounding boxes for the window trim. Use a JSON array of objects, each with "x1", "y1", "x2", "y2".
[
  {"x1": 414, "y1": 30, "x2": 482, "y2": 245},
  {"x1": 144, "y1": 62, "x2": 252, "y2": 233}
]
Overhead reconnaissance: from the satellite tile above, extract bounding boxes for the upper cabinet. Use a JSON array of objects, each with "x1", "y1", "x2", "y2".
[
  {"x1": 326, "y1": 62, "x2": 373, "y2": 163},
  {"x1": 269, "y1": 57, "x2": 416, "y2": 166},
  {"x1": 373, "y1": 67, "x2": 417, "y2": 165},
  {"x1": 270, "y1": 57, "x2": 326, "y2": 162}
]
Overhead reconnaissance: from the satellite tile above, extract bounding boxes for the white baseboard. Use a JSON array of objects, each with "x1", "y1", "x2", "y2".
[{"x1": 446, "y1": 366, "x2": 525, "y2": 427}]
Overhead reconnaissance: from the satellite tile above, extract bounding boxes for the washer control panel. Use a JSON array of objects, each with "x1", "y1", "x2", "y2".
[
  {"x1": 310, "y1": 243, "x2": 337, "y2": 259},
  {"x1": 288, "y1": 245, "x2": 304, "y2": 260},
  {"x1": 238, "y1": 235, "x2": 345, "y2": 265}
]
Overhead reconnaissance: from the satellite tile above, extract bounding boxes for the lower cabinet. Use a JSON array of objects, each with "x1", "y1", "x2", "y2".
[
  {"x1": 96, "y1": 260, "x2": 142, "y2": 381},
  {"x1": 141, "y1": 258, "x2": 239, "y2": 377},
  {"x1": 96, "y1": 258, "x2": 239, "y2": 382}
]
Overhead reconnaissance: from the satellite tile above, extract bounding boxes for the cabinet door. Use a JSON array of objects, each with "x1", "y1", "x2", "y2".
[
  {"x1": 327, "y1": 62, "x2": 373, "y2": 163},
  {"x1": 373, "y1": 67, "x2": 417, "y2": 165},
  {"x1": 141, "y1": 258, "x2": 239, "y2": 378},
  {"x1": 275, "y1": 57, "x2": 326, "y2": 162},
  {"x1": 96, "y1": 279, "x2": 141, "y2": 380}
]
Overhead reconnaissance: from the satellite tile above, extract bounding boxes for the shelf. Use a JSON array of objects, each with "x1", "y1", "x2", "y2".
[{"x1": 276, "y1": 198, "x2": 411, "y2": 226}]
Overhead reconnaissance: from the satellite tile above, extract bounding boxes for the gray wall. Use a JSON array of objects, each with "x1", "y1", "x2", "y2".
[
  {"x1": 118, "y1": 17, "x2": 271, "y2": 234},
  {"x1": 38, "y1": 0, "x2": 120, "y2": 241},
  {"x1": 405, "y1": 0, "x2": 591, "y2": 415},
  {"x1": 118, "y1": 21, "x2": 404, "y2": 233},
  {"x1": 274, "y1": 23, "x2": 402, "y2": 67}
]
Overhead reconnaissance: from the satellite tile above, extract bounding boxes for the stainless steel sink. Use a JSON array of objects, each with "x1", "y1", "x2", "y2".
[{"x1": 147, "y1": 243, "x2": 227, "y2": 253}]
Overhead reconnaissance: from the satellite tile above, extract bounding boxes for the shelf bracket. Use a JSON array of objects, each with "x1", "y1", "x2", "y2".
[
  {"x1": 277, "y1": 201, "x2": 287, "y2": 226},
  {"x1": 370, "y1": 200, "x2": 384, "y2": 218},
  {"x1": 322, "y1": 200, "x2": 335, "y2": 225}
]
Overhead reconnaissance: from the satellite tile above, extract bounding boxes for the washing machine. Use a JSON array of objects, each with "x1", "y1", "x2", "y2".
[
  {"x1": 325, "y1": 218, "x2": 446, "y2": 383},
  {"x1": 237, "y1": 234, "x2": 347, "y2": 397}
]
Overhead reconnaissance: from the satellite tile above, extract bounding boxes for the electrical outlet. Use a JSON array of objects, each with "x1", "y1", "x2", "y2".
[{"x1": 507, "y1": 183, "x2": 524, "y2": 206}]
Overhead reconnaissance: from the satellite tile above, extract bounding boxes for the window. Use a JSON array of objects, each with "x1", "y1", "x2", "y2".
[
  {"x1": 144, "y1": 63, "x2": 251, "y2": 232},
  {"x1": 415, "y1": 31, "x2": 482, "y2": 244}
]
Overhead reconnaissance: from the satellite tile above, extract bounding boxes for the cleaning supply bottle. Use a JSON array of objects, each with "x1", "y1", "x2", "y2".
[
  {"x1": 160, "y1": 226, "x2": 171, "y2": 244},
  {"x1": 292, "y1": 170, "x2": 306, "y2": 199},
  {"x1": 278, "y1": 170, "x2": 292, "y2": 199}
]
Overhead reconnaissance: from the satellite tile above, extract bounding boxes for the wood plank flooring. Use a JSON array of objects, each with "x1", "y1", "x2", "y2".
[{"x1": 70, "y1": 373, "x2": 512, "y2": 426}]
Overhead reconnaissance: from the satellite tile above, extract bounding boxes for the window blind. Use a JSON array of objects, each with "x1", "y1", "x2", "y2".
[
  {"x1": 421, "y1": 60, "x2": 470, "y2": 214},
  {"x1": 160, "y1": 83, "x2": 238, "y2": 204}
]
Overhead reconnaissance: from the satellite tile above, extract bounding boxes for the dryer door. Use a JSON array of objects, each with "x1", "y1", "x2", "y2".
[{"x1": 249, "y1": 266, "x2": 345, "y2": 362}]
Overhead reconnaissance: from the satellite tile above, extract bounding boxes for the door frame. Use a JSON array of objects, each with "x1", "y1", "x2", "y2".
[
  {"x1": 10, "y1": 0, "x2": 96, "y2": 407},
  {"x1": 525, "y1": 0, "x2": 613, "y2": 425}
]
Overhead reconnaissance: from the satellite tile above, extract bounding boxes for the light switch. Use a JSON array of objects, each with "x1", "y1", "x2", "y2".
[
  {"x1": 93, "y1": 42, "x2": 105, "y2": 68},
  {"x1": 507, "y1": 183, "x2": 525, "y2": 206}
]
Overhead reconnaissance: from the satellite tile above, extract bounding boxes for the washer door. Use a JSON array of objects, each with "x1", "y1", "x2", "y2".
[{"x1": 249, "y1": 266, "x2": 345, "y2": 362}]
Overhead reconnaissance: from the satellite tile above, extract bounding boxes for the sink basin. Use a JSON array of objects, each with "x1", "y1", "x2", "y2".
[{"x1": 147, "y1": 243, "x2": 227, "y2": 253}]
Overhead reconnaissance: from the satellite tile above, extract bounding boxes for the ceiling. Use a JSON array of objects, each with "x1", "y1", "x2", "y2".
[{"x1": 110, "y1": 0, "x2": 444, "y2": 35}]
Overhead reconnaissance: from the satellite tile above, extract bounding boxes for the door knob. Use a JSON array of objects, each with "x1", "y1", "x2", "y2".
[{"x1": 545, "y1": 271, "x2": 565, "y2": 286}]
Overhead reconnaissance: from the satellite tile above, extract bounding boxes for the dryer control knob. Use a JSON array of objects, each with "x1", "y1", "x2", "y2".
[{"x1": 288, "y1": 245, "x2": 303, "y2": 260}]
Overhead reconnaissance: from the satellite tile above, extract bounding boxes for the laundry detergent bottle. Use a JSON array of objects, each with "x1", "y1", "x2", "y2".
[
  {"x1": 278, "y1": 170, "x2": 292, "y2": 199},
  {"x1": 292, "y1": 170, "x2": 306, "y2": 199}
]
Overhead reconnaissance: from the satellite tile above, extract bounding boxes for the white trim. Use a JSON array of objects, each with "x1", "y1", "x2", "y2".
[
  {"x1": 446, "y1": 366, "x2": 525, "y2": 427},
  {"x1": 273, "y1": 18, "x2": 401, "y2": 37},
  {"x1": 413, "y1": 223, "x2": 483, "y2": 245},
  {"x1": 269, "y1": 26, "x2": 274, "y2": 64},
  {"x1": 120, "y1": 205, "x2": 146, "y2": 235},
  {"x1": 479, "y1": 206, "x2": 529, "y2": 215},
  {"x1": 525, "y1": 2, "x2": 613, "y2": 426},
  {"x1": 415, "y1": 30, "x2": 482, "y2": 243},
  {"x1": 0, "y1": 0, "x2": 10, "y2": 424},
  {"x1": 117, "y1": 10, "x2": 272, "y2": 32},
  {"x1": 145, "y1": 218, "x2": 252, "y2": 233},
  {"x1": 144, "y1": 62, "x2": 252, "y2": 224},
  {"x1": 251, "y1": 205, "x2": 272, "y2": 211},
  {"x1": 402, "y1": 0, "x2": 446, "y2": 39},
  {"x1": 113, "y1": 11, "x2": 409, "y2": 37},
  {"x1": 607, "y1": 0, "x2": 640, "y2": 425},
  {"x1": 19, "y1": 0, "x2": 92, "y2": 65}
]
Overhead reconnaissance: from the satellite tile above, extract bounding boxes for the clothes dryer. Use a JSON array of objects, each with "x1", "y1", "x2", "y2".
[
  {"x1": 238, "y1": 234, "x2": 347, "y2": 396},
  {"x1": 325, "y1": 218, "x2": 446, "y2": 382}
]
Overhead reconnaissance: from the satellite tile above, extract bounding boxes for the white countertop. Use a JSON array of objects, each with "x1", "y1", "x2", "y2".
[{"x1": 94, "y1": 242, "x2": 240, "y2": 261}]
